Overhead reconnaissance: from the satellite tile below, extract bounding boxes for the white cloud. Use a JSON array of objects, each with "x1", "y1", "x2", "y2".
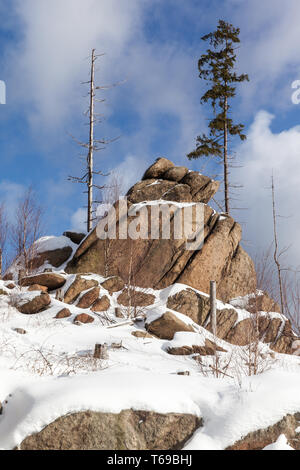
[
  {"x1": 6, "y1": 0, "x2": 300, "y2": 265},
  {"x1": 70, "y1": 207, "x2": 86, "y2": 233},
  {"x1": 9, "y1": 0, "x2": 143, "y2": 124},
  {"x1": 0, "y1": 180, "x2": 26, "y2": 222},
  {"x1": 233, "y1": 110, "x2": 300, "y2": 268},
  {"x1": 111, "y1": 154, "x2": 151, "y2": 194},
  {"x1": 228, "y1": 0, "x2": 300, "y2": 112},
  {"x1": 5, "y1": 0, "x2": 203, "y2": 162}
]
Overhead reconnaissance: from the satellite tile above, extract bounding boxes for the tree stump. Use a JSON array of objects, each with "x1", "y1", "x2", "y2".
[{"x1": 93, "y1": 343, "x2": 109, "y2": 360}]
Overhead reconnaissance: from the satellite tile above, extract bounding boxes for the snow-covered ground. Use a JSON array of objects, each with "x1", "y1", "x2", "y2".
[{"x1": 0, "y1": 274, "x2": 300, "y2": 450}]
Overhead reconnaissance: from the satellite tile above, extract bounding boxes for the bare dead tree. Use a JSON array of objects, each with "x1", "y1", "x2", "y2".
[
  {"x1": 254, "y1": 245, "x2": 276, "y2": 297},
  {"x1": 69, "y1": 49, "x2": 120, "y2": 233},
  {"x1": 281, "y1": 271, "x2": 300, "y2": 336},
  {"x1": 102, "y1": 171, "x2": 124, "y2": 206},
  {"x1": 253, "y1": 177, "x2": 300, "y2": 333},
  {"x1": 271, "y1": 174, "x2": 285, "y2": 314},
  {"x1": 10, "y1": 187, "x2": 44, "y2": 275},
  {"x1": 0, "y1": 204, "x2": 8, "y2": 277}
]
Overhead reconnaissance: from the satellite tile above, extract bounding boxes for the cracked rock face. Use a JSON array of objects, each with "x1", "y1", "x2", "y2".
[{"x1": 66, "y1": 158, "x2": 256, "y2": 302}]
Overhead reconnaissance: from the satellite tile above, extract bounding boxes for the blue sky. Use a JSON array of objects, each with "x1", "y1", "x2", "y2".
[{"x1": 1, "y1": 0, "x2": 300, "y2": 267}]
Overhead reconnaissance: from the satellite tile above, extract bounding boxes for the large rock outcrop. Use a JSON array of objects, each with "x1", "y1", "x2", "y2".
[{"x1": 66, "y1": 158, "x2": 256, "y2": 302}]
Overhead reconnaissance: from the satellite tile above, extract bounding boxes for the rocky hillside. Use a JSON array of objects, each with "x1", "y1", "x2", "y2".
[{"x1": 1, "y1": 158, "x2": 300, "y2": 450}]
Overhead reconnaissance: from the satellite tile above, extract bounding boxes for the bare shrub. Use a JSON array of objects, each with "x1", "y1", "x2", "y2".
[
  {"x1": 282, "y1": 272, "x2": 300, "y2": 336},
  {"x1": 254, "y1": 246, "x2": 300, "y2": 336},
  {"x1": 12, "y1": 345, "x2": 108, "y2": 377},
  {"x1": 10, "y1": 187, "x2": 44, "y2": 276},
  {"x1": 195, "y1": 352, "x2": 233, "y2": 379},
  {"x1": 254, "y1": 245, "x2": 278, "y2": 303}
]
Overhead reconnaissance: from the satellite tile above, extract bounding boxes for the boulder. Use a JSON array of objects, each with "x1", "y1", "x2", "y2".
[
  {"x1": 206, "y1": 309, "x2": 238, "y2": 340},
  {"x1": 15, "y1": 293, "x2": 51, "y2": 315},
  {"x1": 117, "y1": 289, "x2": 155, "y2": 307},
  {"x1": 227, "y1": 413, "x2": 300, "y2": 450},
  {"x1": 163, "y1": 166, "x2": 188, "y2": 181},
  {"x1": 64, "y1": 276, "x2": 98, "y2": 304},
  {"x1": 128, "y1": 164, "x2": 219, "y2": 204},
  {"x1": 31, "y1": 246, "x2": 73, "y2": 270},
  {"x1": 131, "y1": 331, "x2": 154, "y2": 339},
  {"x1": 63, "y1": 231, "x2": 86, "y2": 245},
  {"x1": 91, "y1": 296, "x2": 111, "y2": 312},
  {"x1": 145, "y1": 312, "x2": 194, "y2": 340},
  {"x1": 178, "y1": 217, "x2": 256, "y2": 302},
  {"x1": 257, "y1": 315, "x2": 271, "y2": 339},
  {"x1": 251, "y1": 292, "x2": 280, "y2": 314},
  {"x1": 181, "y1": 172, "x2": 220, "y2": 203},
  {"x1": 127, "y1": 179, "x2": 177, "y2": 204},
  {"x1": 217, "y1": 245, "x2": 257, "y2": 302},
  {"x1": 241, "y1": 291, "x2": 281, "y2": 314},
  {"x1": 21, "y1": 273, "x2": 66, "y2": 290},
  {"x1": 55, "y1": 308, "x2": 71, "y2": 319},
  {"x1": 77, "y1": 287, "x2": 100, "y2": 309},
  {"x1": 28, "y1": 284, "x2": 48, "y2": 293},
  {"x1": 142, "y1": 157, "x2": 174, "y2": 180},
  {"x1": 167, "y1": 288, "x2": 210, "y2": 326},
  {"x1": 18, "y1": 409, "x2": 202, "y2": 450},
  {"x1": 73, "y1": 313, "x2": 94, "y2": 325},
  {"x1": 225, "y1": 318, "x2": 255, "y2": 346},
  {"x1": 161, "y1": 184, "x2": 192, "y2": 202},
  {"x1": 168, "y1": 339, "x2": 227, "y2": 356},
  {"x1": 101, "y1": 276, "x2": 125, "y2": 293},
  {"x1": 264, "y1": 318, "x2": 282, "y2": 343},
  {"x1": 271, "y1": 335, "x2": 294, "y2": 355}
]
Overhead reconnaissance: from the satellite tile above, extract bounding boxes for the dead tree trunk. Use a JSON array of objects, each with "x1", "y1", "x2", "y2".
[
  {"x1": 271, "y1": 174, "x2": 284, "y2": 314},
  {"x1": 87, "y1": 49, "x2": 96, "y2": 233},
  {"x1": 68, "y1": 49, "x2": 119, "y2": 233},
  {"x1": 210, "y1": 280, "x2": 217, "y2": 338}
]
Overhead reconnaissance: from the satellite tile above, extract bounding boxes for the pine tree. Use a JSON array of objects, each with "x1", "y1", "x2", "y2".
[{"x1": 187, "y1": 20, "x2": 249, "y2": 214}]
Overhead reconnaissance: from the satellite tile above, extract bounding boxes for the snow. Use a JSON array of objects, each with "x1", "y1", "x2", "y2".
[
  {"x1": 34, "y1": 236, "x2": 76, "y2": 254},
  {"x1": 263, "y1": 434, "x2": 294, "y2": 450},
  {"x1": 163, "y1": 330, "x2": 231, "y2": 353},
  {"x1": 131, "y1": 200, "x2": 199, "y2": 211},
  {"x1": 230, "y1": 291, "x2": 264, "y2": 310},
  {"x1": 184, "y1": 371, "x2": 300, "y2": 450},
  {"x1": 4, "y1": 235, "x2": 77, "y2": 279},
  {"x1": 2, "y1": 365, "x2": 300, "y2": 450},
  {"x1": 1, "y1": 276, "x2": 300, "y2": 450}
]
